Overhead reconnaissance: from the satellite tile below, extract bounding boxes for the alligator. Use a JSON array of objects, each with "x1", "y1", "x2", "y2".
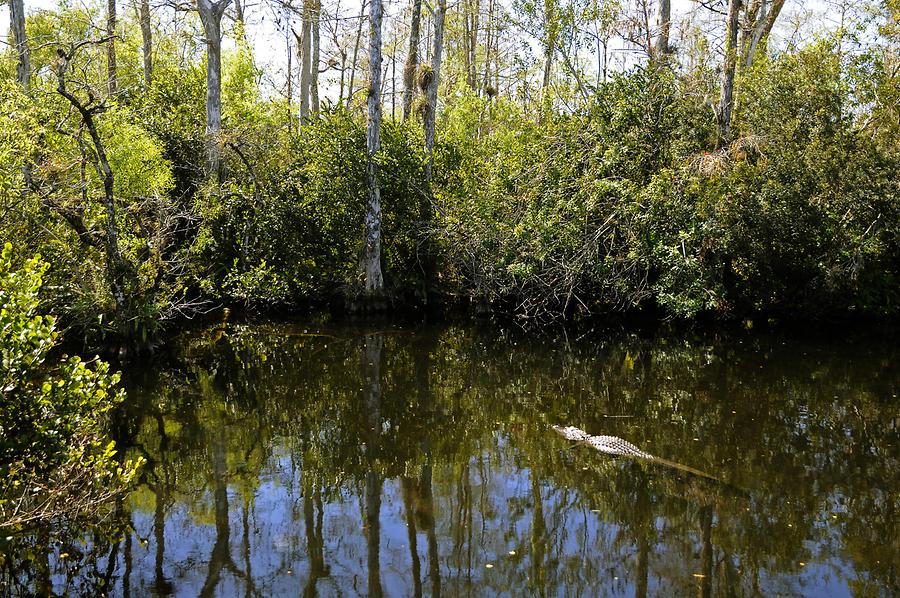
[{"x1": 552, "y1": 425, "x2": 721, "y2": 482}]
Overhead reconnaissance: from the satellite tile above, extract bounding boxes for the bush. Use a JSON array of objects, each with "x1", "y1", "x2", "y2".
[
  {"x1": 434, "y1": 51, "x2": 900, "y2": 320},
  {"x1": 192, "y1": 108, "x2": 429, "y2": 303},
  {"x1": 638, "y1": 44, "x2": 900, "y2": 318},
  {"x1": 435, "y1": 69, "x2": 716, "y2": 319},
  {"x1": 0, "y1": 243, "x2": 142, "y2": 530}
]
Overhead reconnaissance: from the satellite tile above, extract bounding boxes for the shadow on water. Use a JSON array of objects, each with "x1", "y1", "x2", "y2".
[{"x1": 2, "y1": 321, "x2": 899, "y2": 596}]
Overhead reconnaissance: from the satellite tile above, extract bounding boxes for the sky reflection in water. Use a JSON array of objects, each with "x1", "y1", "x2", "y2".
[{"x1": 6, "y1": 321, "x2": 899, "y2": 596}]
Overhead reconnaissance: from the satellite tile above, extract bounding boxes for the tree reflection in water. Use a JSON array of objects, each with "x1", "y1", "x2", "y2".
[
  {"x1": 363, "y1": 333, "x2": 384, "y2": 598},
  {"x1": 1, "y1": 322, "x2": 898, "y2": 596}
]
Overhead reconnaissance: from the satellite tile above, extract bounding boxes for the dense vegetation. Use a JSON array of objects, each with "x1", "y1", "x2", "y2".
[
  {"x1": 2, "y1": 0, "x2": 899, "y2": 338},
  {"x1": 0, "y1": 243, "x2": 141, "y2": 532},
  {"x1": 2, "y1": 0, "x2": 898, "y2": 574}
]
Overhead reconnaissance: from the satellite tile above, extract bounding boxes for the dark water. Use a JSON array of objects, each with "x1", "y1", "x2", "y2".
[{"x1": 3, "y1": 321, "x2": 899, "y2": 597}]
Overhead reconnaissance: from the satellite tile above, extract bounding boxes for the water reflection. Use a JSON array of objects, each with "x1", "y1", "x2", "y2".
[{"x1": 2, "y1": 322, "x2": 899, "y2": 596}]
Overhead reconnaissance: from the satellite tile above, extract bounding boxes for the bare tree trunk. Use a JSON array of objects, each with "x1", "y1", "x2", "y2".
[
  {"x1": 391, "y1": 48, "x2": 396, "y2": 120},
  {"x1": 9, "y1": 0, "x2": 30, "y2": 91},
  {"x1": 198, "y1": 0, "x2": 231, "y2": 182},
  {"x1": 402, "y1": 0, "x2": 423, "y2": 120},
  {"x1": 360, "y1": 0, "x2": 385, "y2": 295},
  {"x1": 139, "y1": 0, "x2": 152, "y2": 88},
  {"x1": 311, "y1": 0, "x2": 320, "y2": 113},
  {"x1": 718, "y1": 0, "x2": 742, "y2": 148},
  {"x1": 654, "y1": 0, "x2": 671, "y2": 58},
  {"x1": 641, "y1": 0, "x2": 652, "y2": 55},
  {"x1": 468, "y1": 0, "x2": 479, "y2": 90},
  {"x1": 741, "y1": 0, "x2": 785, "y2": 67},
  {"x1": 482, "y1": 0, "x2": 493, "y2": 94},
  {"x1": 299, "y1": 2, "x2": 312, "y2": 119},
  {"x1": 107, "y1": 0, "x2": 118, "y2": 96},
  {"x1": 423, "y1": 0, "x2": 446, "y2": 182},
  {"x1": 494, "y1": 24, "x2": 500, "y2": 94},
  {"x1": 286, "y1": 25, "x2": 293, "y2": 131},
  {"x1": 339, "y1": 50, "x2": 346, "y2": 103},
  {"x1": 756, "y1": 0, "x2": 785, "y2": 57},
  {"x1": 348, "y1": 0, "x2": 367, "y2": 107},
  {"x1": 540, "y1": 0, "x2": 557, "y2": 110},
  {"x1": 234, "y1": 0, "x2": 244, "y2": 30}
]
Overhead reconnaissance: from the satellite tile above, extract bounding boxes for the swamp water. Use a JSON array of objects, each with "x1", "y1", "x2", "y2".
[{"x1": 3, "y1": 321, "x2": 899, "y2": 596}]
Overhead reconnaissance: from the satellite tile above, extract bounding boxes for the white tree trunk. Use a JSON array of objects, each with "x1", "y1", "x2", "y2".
[
  {"x1": 198, "y1": 0, "x2": 231, "y2": 181},
  {"x1": 423, "y1": 0, "x2": 445, "y2": 182},
  {"x1": 299, "y1": 1, "x2": 311, "y2": 119},
  {"x1": 742, "y1": 0, "x2": 785, "y2": 67},
  {"x1": 361, "y1": 0, "x2": 384, "y2": 294},
  {"x1": 654, "y1": 0, "x2": 671, "y2": 58},
  {"x1": 311, "y1": 0, "x2": 320, "y2": 113}
]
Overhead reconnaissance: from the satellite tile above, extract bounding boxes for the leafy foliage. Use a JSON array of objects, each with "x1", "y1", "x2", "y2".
[
  {"x1": 435, "y1": 51, "x2": 900, "y2": 320},
  {"x1": 192, "y1": 109, "x2": 428, "y2": 303},
  {"x1": 0, "y1": 244, "x2": 142, "y2": 530},
  {"x1": 1, "y1": 2, "x2": 898, "y2": 332}
]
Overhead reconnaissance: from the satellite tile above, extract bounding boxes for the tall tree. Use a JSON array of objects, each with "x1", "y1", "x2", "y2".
[
  {"x1": 718, "y1": 0, "x2": 742, "y2": 147},
  {"x1": 482, "y1": 0, "x2": 494, "y2": 94},
  {"x1": 360, "y1": 0, "x2": 385, "y2": 295},
  {"x1": 297, "y1": 0, "x2": 312, "y2": 118},
  {"x1": 541, "y1": 0, "x2": 559, "y2": 99},
  {"x1": 197, "y1": 0, "x2": 232, "y2": 181},
  {"x1": 654, "y1": 0, "x2": 671, "y2": 58},
  {"x1": 464, "y1": 0, "x2": 480, "y2": 89},
  {"x1": 311, "y1": 0, "x2": 320, "y2": 113},
  {"x1": 138, "y1": 0, "x2": 152, "y2": 87},
  {"x1": 285, "y1": 13, "x2": 292, "y2": 129},
  {"x1": 197, "y1": 0, "x2": 231, "y2": 181},
  {"x1": 740, "y1": 0, "x2": 786, "y2": 67},
  {"x1": 423, "y1": 0, "x2": 446, "y2": 182},
  {"x1": 55, "y1": 48, "x2": 128, "y2": 317},
  {"x1": 402, "y1": 0, "x2": 423, "y2": 120},
  {"x1": 107, "y1": 0, "x2": 118, "y2": 96},
  {"x1": 9, "y1": 0, "x2": 30, "y2": 91}
]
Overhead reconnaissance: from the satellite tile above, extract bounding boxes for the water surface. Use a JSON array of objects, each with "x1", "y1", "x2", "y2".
[{"x1": 4, "y1": 321, "x2": 899, "y2": 596}]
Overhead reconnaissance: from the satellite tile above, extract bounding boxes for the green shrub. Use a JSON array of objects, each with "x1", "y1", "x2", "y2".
[
  {"x1": 193, "y1": 109, "x2": 428, "y2": 303},
  {"x1": 0, "y1": 243, "x2": 142, "y2": 530}
]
